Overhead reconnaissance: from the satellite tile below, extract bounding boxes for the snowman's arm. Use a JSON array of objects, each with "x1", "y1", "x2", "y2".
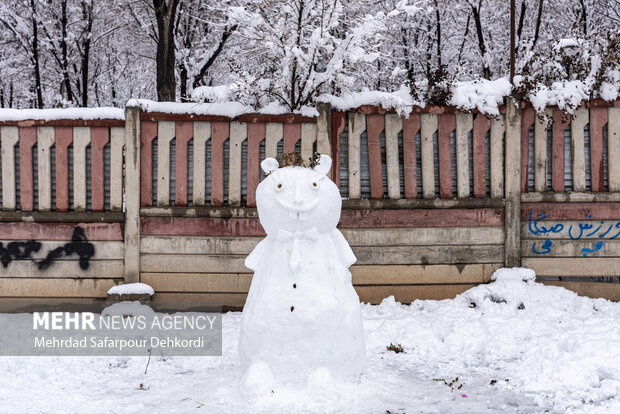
[
  {"x1": 244, "y1": 237, "x2": 272, "y2": 271},
  {"x1": 330, "y1": 228, "x2": 357, "y2": 268}
]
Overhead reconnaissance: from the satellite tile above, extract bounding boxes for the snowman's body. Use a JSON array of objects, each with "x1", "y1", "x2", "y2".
[{"x1": 238, "y1": 155, "x2": 365, "y2": 384}]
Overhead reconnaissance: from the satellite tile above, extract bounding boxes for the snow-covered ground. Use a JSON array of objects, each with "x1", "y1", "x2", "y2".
[{"x1": 1, "y1": 271, "x2": 619, "y2": 414}]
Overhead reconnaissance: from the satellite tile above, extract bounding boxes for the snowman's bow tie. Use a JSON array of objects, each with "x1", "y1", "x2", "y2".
[{"x1": 277, "y1": 227, "x2": 319, "y2": 271}]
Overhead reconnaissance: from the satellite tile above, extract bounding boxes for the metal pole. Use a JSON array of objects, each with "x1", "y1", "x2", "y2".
[{"x1": 510, "y1": 0, "x2": 515, "y2": 83}]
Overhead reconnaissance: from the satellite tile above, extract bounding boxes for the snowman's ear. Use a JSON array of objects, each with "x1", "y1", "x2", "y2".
[
  {"x1": 314, "y1": 154, "x2": 332, "y2": 175},
  {"x1": 261, "y1": 158, "x2": 279, "y2": 174}
]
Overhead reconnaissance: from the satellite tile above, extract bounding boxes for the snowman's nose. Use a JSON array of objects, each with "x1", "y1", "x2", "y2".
[{"x1": 294, "y1": 183, "x2": 304, "y2": 205}]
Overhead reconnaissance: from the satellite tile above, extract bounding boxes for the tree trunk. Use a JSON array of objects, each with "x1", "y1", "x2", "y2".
[
  {"x1": 434, "y1": 0, "x2": 442, "y2": 69},
  {"x1": 578, "y1": 0, "x2": 588, "y2": 35},
  {"x1": 60, "y1": 0, "x2": 76, "y2": 105},
  {"x1": 153, "y1": 0, "x2": 179, "y2": 102},
  {"x1": 471, "y1": 1, "x2": 491, "y2": 79},
  {"x1": 457, "y1": 11, "x2": 471, "y2": 64},
  {"x1": 179, "y1": 64, "x2": 188, "y2": 101},
  {"x1": 30, "y1": 0, "x2": 43, "y2": 108},
  {"x1": 514, "y1": 0, "x2": 526, "y2": 58},
  {"x1": 80, "y1": 1, "x2": 94, "y2": 107},
  {"x1": 533, "y1": 0, "x2": 545, "y2": 47},
  {"x1": 289, "y1": 0, "x2": 305, "y2": 109}
]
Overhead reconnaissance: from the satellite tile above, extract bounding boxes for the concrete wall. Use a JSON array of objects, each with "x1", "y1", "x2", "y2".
[{"x1": 0, "y1": 103, "x2": 619, "y2": 311}]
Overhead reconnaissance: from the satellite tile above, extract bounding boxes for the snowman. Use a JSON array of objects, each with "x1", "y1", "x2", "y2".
[{"x1": 238, "y1": 154, "x2": 365, "y2": 390}]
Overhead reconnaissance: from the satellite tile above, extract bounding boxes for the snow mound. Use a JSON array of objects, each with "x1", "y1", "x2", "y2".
[
  {"x1": 460, "y1": 268, "x2": 588, "y2": 311},
  {"x1": 101, "y1": 301, "x2": 155, "y2": 317},
  {"x1": 361, "y1": 270, "x2": 620, "y2": 412},
  {"x1": 449, "y1": 77, "x2": 512, "y2": 115},
  {"x1": 0, "y1": 107, "x2": 124, "y2": 122},
  {"x1": 107, "y1": 283, "x2": 154, "y2": 296},
  {"x1": 490, "y1": 267, "x2": 536, "y2": 282}
]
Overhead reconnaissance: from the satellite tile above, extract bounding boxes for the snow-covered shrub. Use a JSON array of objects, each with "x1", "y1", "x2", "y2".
[{"x1": 514, "y1": 30, "x2": 620, "y2": 113}]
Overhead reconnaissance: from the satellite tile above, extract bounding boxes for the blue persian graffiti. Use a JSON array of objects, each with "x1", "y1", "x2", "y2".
[
  {"x1": 532, "y1": 239, "x2": 552, "y2": 255},
  {"x1": 528, "y1": 210, "x2": 620, "y2": 256},
  {"x1": 581, "y1": 241, "x2": 604, "y2": 257}
]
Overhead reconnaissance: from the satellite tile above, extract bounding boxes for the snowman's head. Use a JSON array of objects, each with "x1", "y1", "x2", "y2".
[{"x1": 256, "y1": 154, "x2": 341, "y2": 235}]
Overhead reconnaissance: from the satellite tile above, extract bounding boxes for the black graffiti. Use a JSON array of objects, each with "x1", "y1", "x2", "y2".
[
  {"x1": 0, "y1": 226, "x2": 95, "y2": 270},
  {"x1": 0, "y1": 241, "x2": 43, "y2": 267},
  {"x1": 38, "y1": 227, "x2": 95, "y2": 270}
]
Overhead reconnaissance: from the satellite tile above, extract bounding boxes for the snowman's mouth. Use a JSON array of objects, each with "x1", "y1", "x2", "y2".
[{"x1": 277, "y1": 198, "x2": 319, "y2": 220}]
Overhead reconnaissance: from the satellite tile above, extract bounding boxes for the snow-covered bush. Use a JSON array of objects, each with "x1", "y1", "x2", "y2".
[{"x1": 514, "y1": 30, "x2": 620, "y2": 113}]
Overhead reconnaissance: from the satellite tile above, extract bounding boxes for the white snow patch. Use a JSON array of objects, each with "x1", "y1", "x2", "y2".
[
  {"x1": 107, "y1": 283, "x2": 154, "y2": 296},
  {"x1": 0, "y1": 107, "x2": 124, "y2": 122},
  {"x1": 600, "y1": 69, "x2": 620, "y2": 101},
  {"x1": 527, "y1": 80, "x2": 590, "y2": 113},
  {"x1": 555, "y1": 38, "x2": 580, "y2": 50},
  {"x1": 600, "y1": 82, "x2": 620, "y2": 101},
  {"x1": 319, "y1": 79, "x2": 513, "y2": 116},
  {"x1": 130, "y1": 99, "x2": 318, "y2": 118},
  {"x1": 449, "y1": 77, "x2": 512, "y2": 115},
  {"x1": 128, "y1": 99, "x2": 251, "y2": 118},
  {"x1": 318, "y1": 86, "x2": 418, "y2": 117},
  {"x1": 101, "y1": 301, "x2": 155, "y2": 317},
  {"x1": 191, "y1": 85, "x2": 233, "y2": 102},
  {"x1": 491, "y1": 267, "x2": 536, "y2": 282}
]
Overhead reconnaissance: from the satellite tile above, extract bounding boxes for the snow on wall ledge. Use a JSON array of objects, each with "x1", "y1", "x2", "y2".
[
  {"x1": 318, "y1": 78, "x2": 512, "y2": 116},
  {"x1": 107, "y1": 283, "x2": 154, "y2": 296},
  {"x1": 317, "y1": 86, "x2": 419, "y2": 117},
  {"x1": 127, "y1": 99, "x2": 319, "y2": 118},
  {"x1": 0, "y1": 107, "x2": 124, "y2": 122}
]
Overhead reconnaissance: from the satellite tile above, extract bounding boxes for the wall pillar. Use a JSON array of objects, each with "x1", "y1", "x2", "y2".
[
  {"x1": 124, "y1": 106, "x2": 141, "y2": 283},
  {"x1": 504, "y1": 98, "x2": 521, "y2": 267}
]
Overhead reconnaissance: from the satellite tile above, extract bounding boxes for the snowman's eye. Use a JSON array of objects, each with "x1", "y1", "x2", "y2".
[
  {"x1": 275, "y1": 183, "x2": 283, "y2": 193},
  {"x1": 310, "y1": 181, "x2": 319, "y2": 191}
]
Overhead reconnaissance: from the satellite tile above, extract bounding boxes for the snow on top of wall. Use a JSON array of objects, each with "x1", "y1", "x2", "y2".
[
  {"x1": 449, "y1": 77, "x2": 512, "y2": 115},
  {"x1": 107, "y1": 282, "x2": 154, "y2": 296},
  {"x1": 258, "y1": 101, "x2": 319, "y2": 117},
  {"x1": 0, "y1": 107, "x2": 124, "y2": 122},
  {"x1": 319, "y1": 79, "x2": 513, "y2": 116},
  {"x1": 526, "y1": 79, "x2": 590, "y2": 113},
  {"x1": 128, "y1": 99, "x2": 319, "y2": 118},
  {"x1": 317, "y1": 86, "x2": 418, "y2": 117}
]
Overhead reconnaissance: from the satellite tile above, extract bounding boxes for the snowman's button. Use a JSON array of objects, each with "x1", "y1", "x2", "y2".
[
  {"x1": 293, "y1": 283, "x2": 297, "y2": 289},
  {"x1": 290, "y1": 306, "x2": 295, "y2": 312}
]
